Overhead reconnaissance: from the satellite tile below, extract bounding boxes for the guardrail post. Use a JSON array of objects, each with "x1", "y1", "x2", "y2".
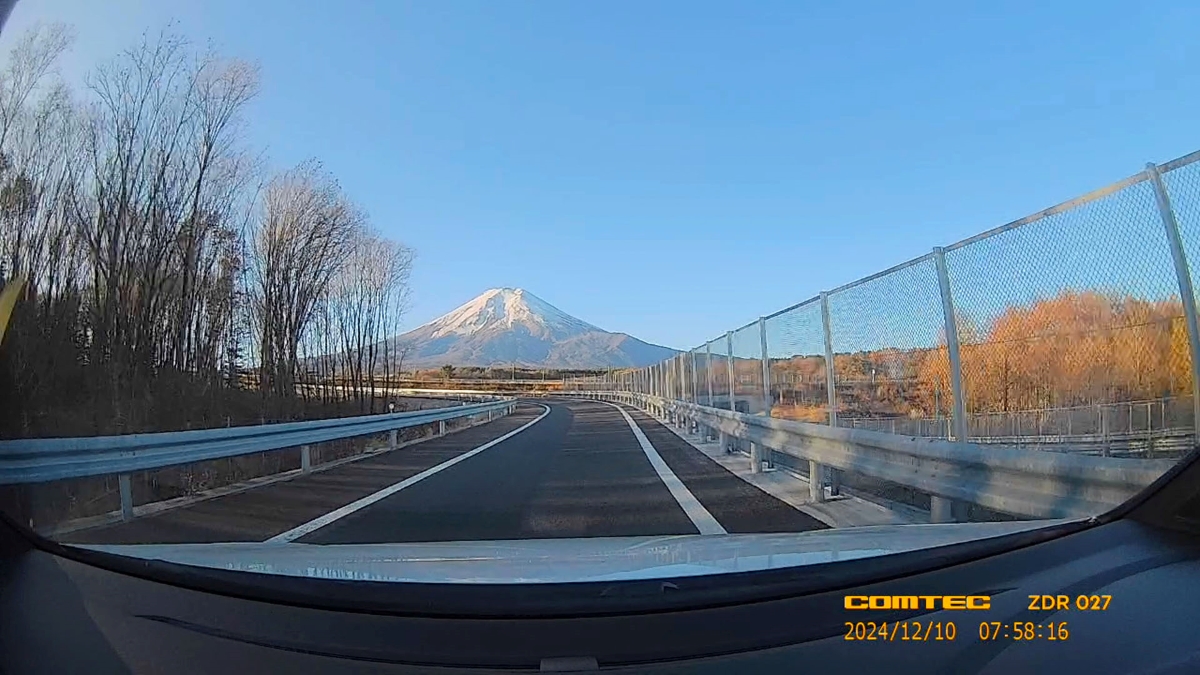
[
  {"x1": 389, "y1": 429, "x2": 398, "y2": 450},
  {"x1": 1148, "y1": 161, "x2": 1200, "y2": 446},
  {"x1": 301, "y1": 445, "x2": 312, "y2": 474},
  {"x1": 933, "y1": 247, "x2": 968, "y2": 522},
  {"x1": 118, "y1": 473, "x2": 134, "y2": 521},
  {"x1": 439, "y1": 420, "x2": 446, "y2": 436},
  {"x1": 930, "y1": 497, "x2": 953, "y2": 524},
  {"x1": 750, "y1": 440, "x2": 765, "y2": 474}
]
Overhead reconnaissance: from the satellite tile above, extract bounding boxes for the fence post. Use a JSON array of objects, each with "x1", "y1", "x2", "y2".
[
  {"x1": 817, "y1": 292, "x2": 837, "y2": 502},
  {"x1": 705, "y1": 343, "x2": 714, "y2": 407},
  {"x1": 301, "y1": 445, "x2": 312, "y2": 474},
  {"x1": 118, "y1": 473, "x2": 133, "y2": 521},
  {"x1": 679, "y1": 354, "x2": 686, "y2": 402},
  {"x1": 678, "y1": 355, "x2": 687, "y2": 428},
  {"x1": 689, "y1": 349, "x2": 700, "y2": 433},
  {"x1": 758, "y1": 316, "x2": 773, "y2": 470},
  {"x1": 662, "y1": 362, "x2": 672, "y2": 415},
  {"x1": 759, "y1": 317, "x2": 771, "y2": 417},
  {"x1": 1102, "y1": 407, "x2": 1110, "y2": 457},
  {"x1": 706, "y1": 342, "x2": 715, "y2": 439},
  {"x1": 726, "y1": 331, "x2": 735, "y2": 413},
  {"x1": 933, "y1": 246, "x2": 967, "y2": 523},
  {"x1": 672, "y1": 357, "x2": 681, "y2": 420},
  {"x1": 1147, "y1": 161, "x2": 1200, "y2": 446},
  {"x1": 690, "y1": 349, "x2": 699, "y2": 407}
]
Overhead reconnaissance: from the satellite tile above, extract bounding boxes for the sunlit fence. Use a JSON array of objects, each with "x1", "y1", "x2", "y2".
[{"x1": 569, "y1": 150, "x2": 1200, "y2": 460}]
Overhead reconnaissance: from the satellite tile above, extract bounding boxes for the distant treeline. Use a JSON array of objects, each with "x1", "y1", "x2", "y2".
[
  {"x1": 761, "y1": 291, "x2": 1188, "y2": 420},
  {"x1": 412, "y1": 365, "x2": 608, "y2": 380}
]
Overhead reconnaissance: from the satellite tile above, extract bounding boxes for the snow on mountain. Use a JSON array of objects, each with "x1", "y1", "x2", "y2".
[{"x1": 389, "y1": 288, "x2": 678, "y2": 368}]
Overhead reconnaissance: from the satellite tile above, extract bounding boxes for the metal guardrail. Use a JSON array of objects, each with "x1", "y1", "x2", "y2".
[
  {"x1": 574, "y1": 391, "x2": 1176, "y2": 521},
  {"x1": 0, "y1": 398, "x2": 516, "y2": 486}
]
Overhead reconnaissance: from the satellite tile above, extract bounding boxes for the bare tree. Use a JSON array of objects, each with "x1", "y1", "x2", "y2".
[
  {"x1": 0, "y1": 23, "x2": 73, "y2": 149},
  {"x1": 0, "y1": 22, "x2": 415, "y2": 444},
  {"x1": 251, "y1": 160, "x2": 360, "y2": 404},
  {"x1": 329, "y1": 228, "x2": 413, "y2": 411}
]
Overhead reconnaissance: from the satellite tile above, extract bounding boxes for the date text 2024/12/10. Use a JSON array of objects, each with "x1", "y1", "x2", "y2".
[{"x1": 843, "y1": 621, "x2": 1074, "y2": 642}]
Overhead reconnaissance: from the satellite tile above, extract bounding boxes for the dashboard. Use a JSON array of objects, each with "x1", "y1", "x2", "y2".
[{"x1": 3, "y1": 503, "x2": 1200, "y2": 673}]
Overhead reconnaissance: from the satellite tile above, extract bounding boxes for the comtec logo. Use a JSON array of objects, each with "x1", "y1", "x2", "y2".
[{"x1": 844, "y1": 595, "x2": 991, "y2": 610}]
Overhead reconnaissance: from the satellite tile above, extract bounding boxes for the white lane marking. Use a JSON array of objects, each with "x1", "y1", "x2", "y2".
[
  {"x1": 598, "y1": 401, "x2": 727, "y2": 536},
  {"x1": 265, "y1": 404, "x2": 552, "y2": 543}
]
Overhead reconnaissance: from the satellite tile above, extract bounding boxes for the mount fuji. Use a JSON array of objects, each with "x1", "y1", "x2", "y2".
[{"x1": 389, "y1": 288, "x2": 678, "y2": 368}]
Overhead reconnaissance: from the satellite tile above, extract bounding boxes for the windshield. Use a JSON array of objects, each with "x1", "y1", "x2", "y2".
[{"x1": 0, "y1": 2, "x2": 1194, "y2": 590}]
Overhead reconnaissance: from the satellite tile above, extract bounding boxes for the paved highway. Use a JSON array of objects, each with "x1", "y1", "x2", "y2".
[{"x1": 64, "y1": 399, "x2": 825, "y2": 546}]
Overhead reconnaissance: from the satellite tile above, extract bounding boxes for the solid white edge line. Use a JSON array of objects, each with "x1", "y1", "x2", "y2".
[
  {"x1": 265, "y1": 404, "x2": 552, "y2": 543},
  {"x1": 599, "y1": 401, "x2": 727, "y2": 536}
]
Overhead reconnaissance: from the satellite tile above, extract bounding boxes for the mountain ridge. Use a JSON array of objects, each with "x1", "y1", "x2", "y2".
[{"x1": 389, "y1": 288, "x2": 677, "y2": 368}]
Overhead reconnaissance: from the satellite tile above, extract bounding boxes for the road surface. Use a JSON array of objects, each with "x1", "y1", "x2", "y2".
[{"x1": 63, "y1": 398, "x2": 825, "y2": 545}]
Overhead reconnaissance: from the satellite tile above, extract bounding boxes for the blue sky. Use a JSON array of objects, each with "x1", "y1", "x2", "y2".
[{"x1": 5, "y1": 0, "x2": 1200, "y2": 351}]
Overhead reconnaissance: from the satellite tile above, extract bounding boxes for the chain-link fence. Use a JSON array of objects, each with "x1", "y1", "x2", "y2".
[
  {"x1": 707, "y1": 338, "x2": 730, "y2": 404},
  {"x1": 945, "y1": 168, "x2": 1188, "y2": 459},
  {"x1": 826, "y1": 256, "x2": 948, "y2": 430},
  {"x1": 729, "y1": 322, "x2": 764, "y2": 414},
  {"x1": 570, "y1": 149, "x2": 1200, "y2": 461},
  {"x1": 765, "y1": 299, "x2": 828, "y2": 424}
]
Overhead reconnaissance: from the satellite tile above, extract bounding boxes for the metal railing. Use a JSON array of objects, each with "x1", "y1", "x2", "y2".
[
  {"x1": 573, "y1": 391, "x2": 1172, "y2": 521},
  {"x1": 0, "y1": 397, "x2": 516, "y2": 521},
  {"x1": 567, "y1": 149, "x2": 1200, "y2": 519}
]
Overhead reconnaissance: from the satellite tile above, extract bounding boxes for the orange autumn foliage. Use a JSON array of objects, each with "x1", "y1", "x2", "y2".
[{"x1": 766, "y1": 291, "x2": 1189, "y2": 418}]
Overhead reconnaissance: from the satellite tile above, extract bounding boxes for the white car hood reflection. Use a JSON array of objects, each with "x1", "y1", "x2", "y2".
[{"x1": 79, "y1": 520, "x2": 1072, "y2": 584}]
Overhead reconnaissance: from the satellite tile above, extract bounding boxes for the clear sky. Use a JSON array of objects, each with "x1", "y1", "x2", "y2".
[{"x1": 4, "y1": 0, "x2": 1200, "y2": 351}]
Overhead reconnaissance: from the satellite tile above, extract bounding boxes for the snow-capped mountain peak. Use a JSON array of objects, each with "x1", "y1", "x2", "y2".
[
  {"x1": 422, "y1": 288, "x2": 601, "y2": 341},
  {"x1": 388, "y1": 288, "x2": 678, "y2": 368}
]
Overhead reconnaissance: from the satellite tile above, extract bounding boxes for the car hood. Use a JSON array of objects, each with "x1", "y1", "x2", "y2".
[{"x1": 78, "y1": 520, "x2": 1072, "y2": 584}]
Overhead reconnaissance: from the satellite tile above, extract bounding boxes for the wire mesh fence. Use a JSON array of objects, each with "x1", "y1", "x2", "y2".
[
  {"x1": 708, "y1": 338, "x2": 730, "y2": 404},
  {"x1": 694, "y1": 347, "x2": 711, "y2": 405},
  {"x1": 825, "y1": 256, "x2": 948, "y2": 430},
  {"x1": 945, "y1": 173, "x2": 1187, "y2": 455},
  {"x1": 730, "y1": 322, "x2": 764, "y2": 414},
  {"x1": 765, "y1": 299, "x2": 829, "y2": 424},
  {"x1": 577, "y1": 149, "x2": 1200, "y2": 460}
]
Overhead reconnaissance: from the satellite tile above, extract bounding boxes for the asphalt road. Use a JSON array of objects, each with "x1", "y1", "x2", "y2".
[
  {"x1": 65, "y1": 398, "x2": 826, "y2": 546},
  {"x1": 302, "y1": 398, "x2": 825, "y2": 544},
  {"x1": 61, "y1": 406, "x2": 544, "y2": 545}
]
